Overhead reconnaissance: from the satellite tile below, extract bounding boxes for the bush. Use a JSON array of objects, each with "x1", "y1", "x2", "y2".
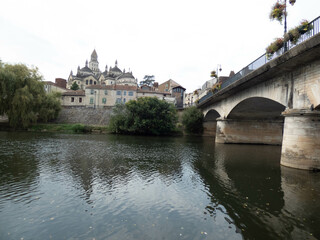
[
  {"x1": 108, "y1": 97, "x2": 178, "y2": 135},
  {"x1": 182, "y1": 106, "x2": 204, "y2": 134},
  {"x1": 71, "y1": 124, "x2": 92, "y2": 133}
]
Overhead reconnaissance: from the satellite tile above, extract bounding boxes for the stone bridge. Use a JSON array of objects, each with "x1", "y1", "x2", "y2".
[{"x1": 198, "y1": 33, "x2": 320, "y2": 170}]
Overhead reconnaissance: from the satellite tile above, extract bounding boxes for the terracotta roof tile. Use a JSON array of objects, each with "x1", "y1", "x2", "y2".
[
  {"x1": 86, "y1": 84, "x2": 137, "y2": 91},
  {"x1": 62, "y1": 90, "x2": 85, "y2": 96}
]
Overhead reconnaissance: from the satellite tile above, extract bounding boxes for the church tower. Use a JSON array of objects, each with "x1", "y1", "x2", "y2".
[{"x1": 89, "y1": 49, "x2": 100, "y2": 75}]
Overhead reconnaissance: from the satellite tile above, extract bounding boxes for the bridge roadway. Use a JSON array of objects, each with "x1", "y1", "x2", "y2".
[{"x1": 198, "y1": 33, "x2": 320, "y2": 171}]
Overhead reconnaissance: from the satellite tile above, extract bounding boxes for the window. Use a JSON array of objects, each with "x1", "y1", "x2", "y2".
[
  {"x1": 117, "y1": 90, "x2": 121, "y2": 95},
  {"x1": 102, "y1": 98, "x2": 106, "y2": 104},
  {"x1": 86, "y1": 80, "x2": 88, "y2": 85},
  {"x1": 123, "y1": 91, "x2": 126, "y2": 96},
  {"x1": 104, "y1": 90, "x2": 108, "y2": 95},
  {"x1": 90, "y1": 98, "x2": 94, "y2": 104},
  {"x1": 123, "y1": 98, "x2": 126, "y2": 103},
  {"x1": 128, "y1": 91, "x2": 133, "y2": 96},
  {"x1": 90, "y1": 89, "x2": 94, "y2": 94},
  {"x1": 94, "y1": 81, "x2": 96, "y2": 85},
  {"x1": 71, "y1": 97, "x2": 74, "y2": 102},
  {"x1": 90, "y1": 80, "x2": 92, "y2": 84},
  {"x1": 116, "y1": 98, "x2": 122, "y2": 103},
  {"x1": 79, "y1": 97, "x2": 82, "y2": 103}
]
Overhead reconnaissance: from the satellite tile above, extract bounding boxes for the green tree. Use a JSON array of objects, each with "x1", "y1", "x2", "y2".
[
  {"x1": 108, "y1": 97, "x2": 178, "y2": 135},
  {"x1": 70, "y1": 81, "x2": 80, "y2": 90},
  {"x1": 182, "y1": 106, "x2": 204, "y2": 134},
  {"x1": 139, "y1": 75, "x2": 155, "y2": 87},
  {"x1": 0, "y1": 62, "x2": 61, "y2": 128},
  {"x1": 108, "y1": 103, "x2": 130, "y2": 134}
]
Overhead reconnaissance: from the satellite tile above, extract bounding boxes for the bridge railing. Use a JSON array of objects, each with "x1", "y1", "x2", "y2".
[{"x1": 198, "y1": 16, "x2": 320, "y2": 105}]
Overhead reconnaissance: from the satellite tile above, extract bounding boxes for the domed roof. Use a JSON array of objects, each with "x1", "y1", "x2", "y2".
[
  {"x1": 110, "y1": 65, "x2": 122, "y2": 73},
  {"x1": 118, "y1": 72, "x2": 135, "y2": 79},
  {"x1": 80, "y1": 66, "x2": 92, "y2": 73}
]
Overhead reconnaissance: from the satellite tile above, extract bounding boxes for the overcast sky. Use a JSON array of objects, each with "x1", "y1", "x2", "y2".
[{"x1": 1, "y1": 0, "x2": 319, "y2": 92}]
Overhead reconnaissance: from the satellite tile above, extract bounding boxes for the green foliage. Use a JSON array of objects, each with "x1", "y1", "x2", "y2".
[
  {"x1": 29, "y1": 123, "x2": 100, "y2": 133},
  {"x1": 108, "y1": 103, "x2": 130, "y2": 134},
  {"x1": 71, "y1": 124, "x2": 92, "y2": 133},
  {"x1": 139, "y1": 75, "x2": 155, "y2": 87},
  {"x1": 182, "y1": 106, "x2": 204, "y2": 134},
  {"x1": 0, "y1": 62, "x2": 61, "y2": 128},
  {"x1": 70, "y1": 81, "x2": 80, "y2": 90},
  {"x1": 108, "y1": 97, "x2": 178, "y2": 135}
]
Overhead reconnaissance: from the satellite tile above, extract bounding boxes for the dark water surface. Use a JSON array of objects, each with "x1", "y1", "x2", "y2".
[{"x1": 0, "y1": 132, "x2": 319, "y2": 240}]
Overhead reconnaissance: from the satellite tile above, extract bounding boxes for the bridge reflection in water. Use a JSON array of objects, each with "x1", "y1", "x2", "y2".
[{"x1": 196, "y1": 142, "x2": 320, "y2": 240}]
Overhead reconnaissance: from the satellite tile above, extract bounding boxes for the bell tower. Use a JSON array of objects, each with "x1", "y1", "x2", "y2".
[{"x1": 89, "y1": 49, "x2": 100, "y2": 75}]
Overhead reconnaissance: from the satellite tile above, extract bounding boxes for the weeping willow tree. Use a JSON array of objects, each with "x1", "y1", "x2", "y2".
[{"x1": 0, "y1": 62, "x2": 61, "y2": 128}]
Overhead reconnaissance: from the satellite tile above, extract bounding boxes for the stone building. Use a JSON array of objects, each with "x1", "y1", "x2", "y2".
[
  {"x1": 158, "y1": 79, "x2": 186, "y2": 108},
  {"x1": 44, "y1": 78, "x2": 67, "y2": 94},
  {"x1": 85, "y1": 85, "x2": 137, "y2": 108},
  {"x1": 61, "y1": 90, "x2": 86, "y2": 107},
  {"x1": 47, "y1": 50, "x2": 187, "y2": 109},
  {"x1": 67, "y1": 50, "x2": 137, "y2": 90}
]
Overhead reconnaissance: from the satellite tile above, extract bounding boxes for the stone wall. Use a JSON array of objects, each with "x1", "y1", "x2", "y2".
[{"x1": 55, "y1": 107, "x2": 113, "y2": 126}]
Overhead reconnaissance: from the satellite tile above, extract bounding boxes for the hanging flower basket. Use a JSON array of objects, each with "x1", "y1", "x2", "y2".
[
  {"x1": 210, "y1": 70, "x2": 217, "y2": 78},
  {"x1": 269, "y1": 2, "x2": 286, "y2": 23}
]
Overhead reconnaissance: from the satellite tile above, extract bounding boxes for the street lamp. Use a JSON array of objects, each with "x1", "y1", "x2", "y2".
[
  {"x1": 284, "y1": 0, "x2": 296, "y2": 51},
  {"x1": 216, "y1": 64, "x2": 222, "y2": 80},
  {"x1": 210, "y1": 64, "x2": 222, "y2": 81}
]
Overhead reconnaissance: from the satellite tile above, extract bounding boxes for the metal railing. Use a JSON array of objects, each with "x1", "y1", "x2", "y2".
[{"x1": 198, "y1": 16, "x2": 320, "y2": 105}]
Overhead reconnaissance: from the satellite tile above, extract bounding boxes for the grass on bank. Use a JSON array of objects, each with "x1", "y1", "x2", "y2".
[{"x1": 28, "y1": 123, "x2": 109, "y2": 134}]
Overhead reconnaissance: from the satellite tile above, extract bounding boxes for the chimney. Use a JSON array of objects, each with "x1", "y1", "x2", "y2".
[{"x1": 55, "y1": 78, "x2": 67, "y2": 89}]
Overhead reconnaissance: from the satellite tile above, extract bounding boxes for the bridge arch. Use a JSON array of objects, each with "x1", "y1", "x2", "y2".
[
  {"x1": 203, "y1": 109, "x2": 221, "y2": 137},
  {"x1": 226, "y1": 97, "x2": 286, "y2": 120},
  {"x1": 215, "y1": 97, "x2": 286, "y2": 145}
]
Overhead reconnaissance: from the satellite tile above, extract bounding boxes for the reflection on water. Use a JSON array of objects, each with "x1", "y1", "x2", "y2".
[{"x1": 0, "y1": 132, "x2": 319, "y2": 240}]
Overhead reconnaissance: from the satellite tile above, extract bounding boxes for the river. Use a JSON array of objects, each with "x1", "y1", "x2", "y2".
[{"x1": 0, "y1": 132, "x2": 319, "y2": 240}]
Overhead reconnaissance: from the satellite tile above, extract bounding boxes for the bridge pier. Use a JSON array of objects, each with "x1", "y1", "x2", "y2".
[
  {"x1": 203, "y1": 121, "x2": 217, "y2": 137},
  {"x1": 281, "y1": 109, "x2": 320, "y2": 170},
  {"x1": 215, "y1": 118, "x2": 283, "y2": 145}
]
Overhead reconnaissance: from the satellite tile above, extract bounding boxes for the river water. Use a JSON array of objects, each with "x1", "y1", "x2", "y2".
[{"x1": 0, "y1": 132, "x2": 319, "y2": 240}]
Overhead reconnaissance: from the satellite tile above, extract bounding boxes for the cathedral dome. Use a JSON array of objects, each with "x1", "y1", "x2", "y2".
[
  {"x1": 117, "y1": 72, "x2": 137, "y2": 86},
  {"x1": 118, "y1": 72, "x2": 134, "y2": 79},
  {"x1": 110, "y1": 65, "x2": 122, "y2": 73}
]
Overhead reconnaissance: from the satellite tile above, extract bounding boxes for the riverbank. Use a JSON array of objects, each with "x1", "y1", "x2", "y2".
[
  {"x1": 0, "y1": 122, "x2": 186, "y2": 136},
  {"x1": 0, "y1": 122, "x2": 109, "y2": 134}
]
